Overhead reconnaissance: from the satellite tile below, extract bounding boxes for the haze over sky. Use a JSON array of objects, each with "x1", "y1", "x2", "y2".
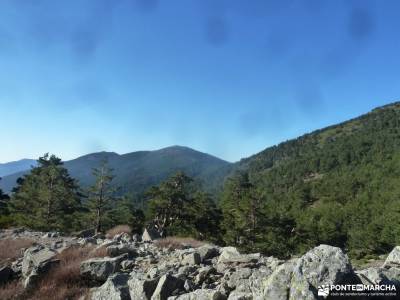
[{"x1": 1, "y1": 0, "x2": 400, "y2": 163}]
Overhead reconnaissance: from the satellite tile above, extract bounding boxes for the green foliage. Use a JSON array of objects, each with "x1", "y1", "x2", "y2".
[
  {"x1": 221, "y1": 172, "x2": 264, "y2": 251},
  {"x1": 146, "y1": 172, "x2": 221, "y2": 242},
  {"x1": 107, "y1": 195, "x2": 145, "y2": 234},
  {"x1": 9, "y1": 154, "x2": 81, "y2": 232},
  {"x1": 1, "y1": 155, "x2": 166, "y2": 234},
  {"x1": 86, "y1": 161, "x2": 116, "y2": 233},
  {"x1": 0, "y1": 179, "x2": 10, "y2": 214},
  {"x1": 222, "y1": 102, "x2": 400, "y2": 258},
  {"x1": 221, "y1": 171, "x2": 297, "y2": 257},
  {"x1": 0, "y1": 179, "x2": 12, "y2": 228},
  {"x1": 188, "y1": 191, "x2": 222, "y2": 242}
]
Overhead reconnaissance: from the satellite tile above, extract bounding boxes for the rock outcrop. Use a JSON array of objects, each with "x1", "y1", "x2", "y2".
[
  {"x1": 354, "y1": 246, "x2": 400, "y2": 291},
  {"x1": 91, "y1": 273, "x2": 131, "y2": 300},
  {"x1": 21, "y1": 244, "x2": 60, "y2": 288},
  {"x1": 81, "y1": 254, "x2": 128, "y2": 282},
  {"x1": 383, "y1": 246, "x2": 400, "y2": 268}
]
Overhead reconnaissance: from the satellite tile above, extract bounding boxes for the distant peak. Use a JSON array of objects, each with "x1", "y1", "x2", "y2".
[
  {"x1": 162, "y1": 145, "x2": 192, "y2": 150},
  {"x1": 79, "y1": 151, "x2": 120, "y2": 160}
]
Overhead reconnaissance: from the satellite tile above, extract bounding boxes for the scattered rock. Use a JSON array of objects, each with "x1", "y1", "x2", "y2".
[
  {"x1": 22, "y1": 245, "x2": 58, "y2": 277},
  {"x1": 2, "y1": 228, "x2": 399, "y2": 300},
  {"x1": 290, "y1": 244, "x2": 355, "y2": 299},
  {"x1": 132, "y1": 234, "x2": 141, "y2": 242},
  {"x1": 356, "y1": 267, "x2": 387, "y2": 285},
  {"x1": 142, "y1": 228, "x2": 161, "y2": 242},
  {"x1": 76, "y1": 228, "x2": 96, "y2": 238},
  {"x1": 120, "y1": 260, "x2": 135, "y2": 270},
  {"x1": 218, "y1": 247, "x2": 260, "y2": 266},
  {"x1": 91, "y1": 273, "x2": 131, "y2": 300},
  {"x1": 227, "y1": 291, "x2": 252, "y2": 300},
  {"x1": 182, "y1": 252, "x2": 201, "y2": 266},
  {"x1": 114, "y1": 233, "x2": 133, "y2": 243},
  {"x1": 107, "y1": 244, "x2": 137, "y2": 258},
  {"x1": 128, "y1": 271, "x2": 159, "y2": 300},
  {"x1": 78, "y1": 237, "x2": 97, "y2": 246},
  {"x1": 383, "y1": 246, "x2": 400, "y2": 268},
  {"x1": 151, "y1": 274, "x2": 184, "y2": 300},
  {"x1": 195, "y1": 266, "x2": 216, "y2": 285},
  {"x1": 382, "y1": 267, "x2": 400, "y2": 287},
  {"x1": 80, "y1": 254, "x2": 128, "y2": 282},
  {"x1": 226, "y1": 268, "x2": 252, "y2": 290},
  {"x1": 263, "y1": 260, "x2": 297, "y2": 300},
  {"x1": 21, "y1": 245, "x2": 60, "y2": 288},
  {"x1": 42, "y1": 232, "x2": 60, "y2": 238},
  {"x1": 169, "y1": 289, "x2": 227, "y2": 299},
  {"x1": 197, "y1": 245, "x2": 219, "y2": 262},
  {"x1": 218, "y1": 247, "x2": 240, "y2": 264},
  {"x1": 11, "y1": 258, "x2": 23, "y2": 276}
]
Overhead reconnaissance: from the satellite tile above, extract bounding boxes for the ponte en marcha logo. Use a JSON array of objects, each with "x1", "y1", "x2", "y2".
[{"x1": 317, "y1": 284, "x2": 397, "y2": 298}]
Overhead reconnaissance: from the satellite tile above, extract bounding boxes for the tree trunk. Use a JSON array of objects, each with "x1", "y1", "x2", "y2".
[
  {"x1": 46, "y1": 176, "x2": 55, "y2": 228},
  {"x1": 95, "y1": 207, "x2": 101, "y2": 234}
]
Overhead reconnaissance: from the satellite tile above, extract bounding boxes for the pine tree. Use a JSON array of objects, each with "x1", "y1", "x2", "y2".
[
  {"x1": 87, "y1": 161, "x2": 116, "y2": 233},
  {"x1": 146, "y1": 171, "x2": 193, "y2": 237},
  {"x1": 0, "y1": 178, "x2": 10, "y2": 212},
  {"x1": 107, "y1": 195, "x2": 145, "y2": 234},
  {"x1": 189, "y1": 191, "x2": 222, "y2": 242},
  {"x1": 220, "y1": 171, "x2": 264, "y2": 251},
  {"x1": 0, "y1": 178, "x2": 11, "y2": 227},
  {"x1": 10, "y1": 154, "x2": 81, "y2": 231}
]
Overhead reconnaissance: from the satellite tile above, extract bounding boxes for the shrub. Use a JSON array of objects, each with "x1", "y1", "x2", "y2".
[
  {"x1": 28, "y1": 245, "x2": 107, "y2": 300},
  {"x1": 154, "y1": 237, "x2": 206, "y2": 250},
  {"x1": 105, "y1": 225, "x2": 131, "y2": 239},
  {"x1": 0, "y1": 238, "x2": 34, "y2": 265}
]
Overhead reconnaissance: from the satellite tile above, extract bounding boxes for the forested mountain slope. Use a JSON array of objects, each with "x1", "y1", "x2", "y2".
[{"x1": 222, "y1": 101, "x2": 400, "y2": 258}]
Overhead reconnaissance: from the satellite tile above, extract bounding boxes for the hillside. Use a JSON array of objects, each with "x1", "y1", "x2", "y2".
[
  {"x1": 0, "y1": 146, "x2": 232, "y2": 195},
  {"x1": 0, "y1": 159, "x2": 36, "y2": 177},
  {"x1": 222, "y1": 101, "x2": 400, "y2": 258}
]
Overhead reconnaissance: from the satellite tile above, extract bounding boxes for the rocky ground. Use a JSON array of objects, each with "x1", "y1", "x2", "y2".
[{"x1": 0, "y1": 228, "x2": 399, "y2": 299}]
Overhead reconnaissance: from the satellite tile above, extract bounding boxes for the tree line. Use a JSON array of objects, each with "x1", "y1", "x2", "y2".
[
  {"x1": 220, "y1": 104, "x2": 400, "y2": 259},
  {"x1": 0, "y1": 154, "x2": 221, "y2": 243}
]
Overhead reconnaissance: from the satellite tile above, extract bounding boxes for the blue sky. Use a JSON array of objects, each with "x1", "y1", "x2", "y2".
[{"x1": 1, "y1": 0, "x2": 400, "y2": 163}]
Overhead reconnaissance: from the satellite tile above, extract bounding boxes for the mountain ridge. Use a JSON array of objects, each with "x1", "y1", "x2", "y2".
[
  {"x1": 0, "y1": 146, "x2": 232, "y2": 195},
  {"x1": 0, "y1": 159, "x2": 37, "y2": 177}
]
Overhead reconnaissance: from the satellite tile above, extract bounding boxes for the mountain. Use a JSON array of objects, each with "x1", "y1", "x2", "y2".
[
  {"x1": 224, "y1": 101, "x2": 400, "y2": 257},
  {"x1": 0, "y1": 159, "x2": 37, "y2": 177},
  {"x1": 0, "y1": 146, "x2": 232, "y2": 195},
  {"x1": 2, "y1": 102, "x2": 400, "y2": 259}
]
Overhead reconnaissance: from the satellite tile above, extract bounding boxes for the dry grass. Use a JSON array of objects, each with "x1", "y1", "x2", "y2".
[
  {"x1": 27, "y1": 245, "x2": 107, "y2": 300},
  {"x1": 88, "y1": 245, "x2": 108, "y2": 258},
  {"x1": 154, "y1": 237, "x2": 206, "y2": 250},
  {"x1": 0, "y1": 238, "x2": 35, "y2": 265},
  {"x1": 0, "y1": 280, "x2": 25, "y2": 300},
  {"x1": 105, "y1": 225, "x2": 132, "y2": 239}
]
